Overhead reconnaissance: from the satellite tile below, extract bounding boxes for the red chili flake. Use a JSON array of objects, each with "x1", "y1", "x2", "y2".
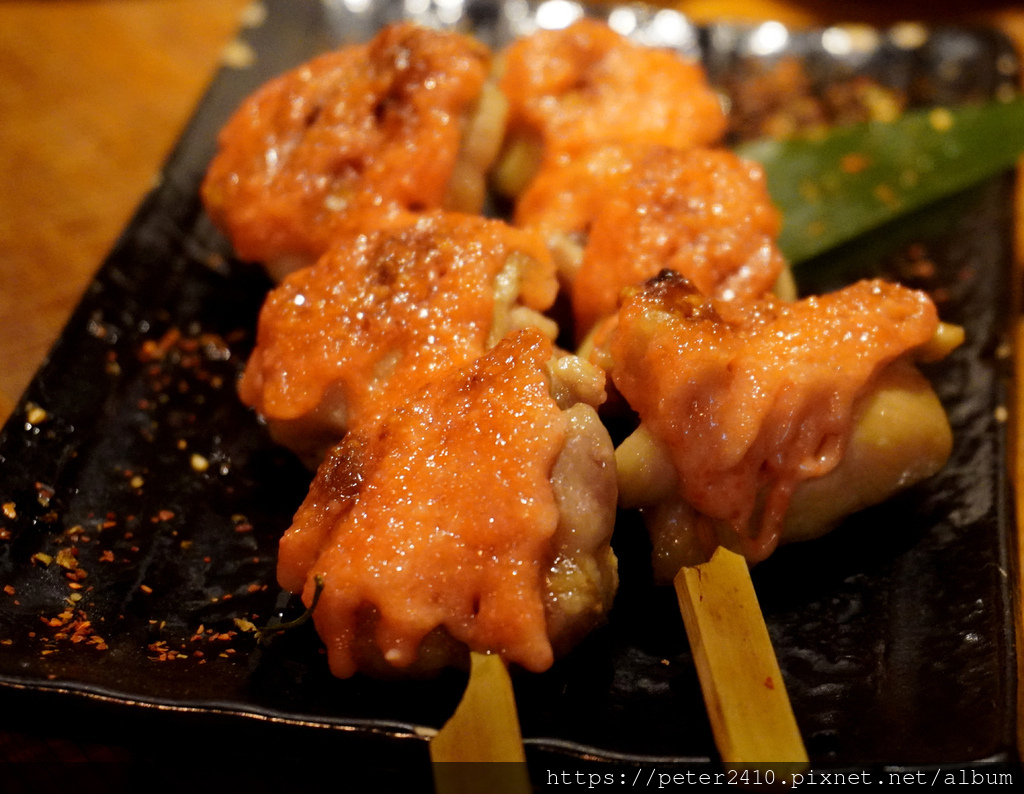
[
  {"x1": 99, "y1": 550, "x2": 115, "y2": 563},
  {"x1": 157, "y1": 510, "x2": 175, "y2": 522},
  {"x1": 246, "y1": 584, "x2": 261, "y2": 594},
  {"x1": 3, "y1": 585, "x2": 14, "y2": 596},
  {"x1": 908, "y1": 259, "x2": 937, "y2": 280},
  {"x1": 764, "y1": 676, "x2": 775, "y2": 690},
  {"x1": 234, "y1": 521, "x2": 253, "y2": 534},
  {"x1": 35, "y1": 484, "x2": 54, "y2": 508},
  {"x1": 139, "y1": 328, "x2": 182, "y2": 362},
  {"x1": 140, "y1": 585, "x2": 153, "y2": 594},
  {"x1": 2, "y1": 502, "x2": 16, "y2": 520},
  {"x1": 102, "y1": 520, "x2": 117, "y2": 530},
  {"x1": 70, "y1": 622, "x2": 93, "y2": 643},
  {"x1": 55, "y1": 548, "x2": 79, "y2": 570},
  {"x1": 0, "y1": 529, "x2": 10, "y2": 540},
  {"x1": 840, "y1": 152, "x2": 871, "y2": 174}
]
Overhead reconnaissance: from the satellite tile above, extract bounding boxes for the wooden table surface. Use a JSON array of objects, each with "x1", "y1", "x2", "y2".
[{"x1": 1, "y1": 0, "x2": 1022, "y2": 770}]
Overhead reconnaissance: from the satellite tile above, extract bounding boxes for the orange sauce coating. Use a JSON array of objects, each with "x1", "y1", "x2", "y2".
[
  {"x1": 277, "y1": 329, "x2": 567, "y2": 678},
  {"x1": 573, "y1": 147, "x2": 786, "y2": 336},
  {"x1": 499, "y1": 19, "x2": 726, "y2": 160},
  {"x1": 513, "y1": 143, "x2": 643, "y2": 236},
  {"x1": 238, "y1": 213, "x2": 556, "y2": 431},
  {"x1": 608, "y1": 273, "x2": 940, "y2": 561},
  {"x1": 201, "y1": 23, "x2": 491, "y2": 264}
]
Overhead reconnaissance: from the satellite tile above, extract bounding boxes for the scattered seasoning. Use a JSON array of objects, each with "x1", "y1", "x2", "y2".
[
  {"x1": 34, "y1": 483, "x2": 54, "y2": 508},
  {"x1": 873, "y1": 183, "x2": 900, "y2": 209},
  {"x1": 24, "y1": 403, "x2": 48, "y2": 425},
  {"x1": 221, "y1": 39, "x2": 256, "y2": 70},
  {"x1": 55, "y1": 548, "x2": 79, "y2": 570},
  {"x1": 764, "y1": 676, "x2": 776, "y2": 690},
  {"x1": 3, "y1": 585, "x2": 15, "y2": 596},
  {"x1": 38, "y1": 608, "x2": 108, "y2": 651},
  {"x1": 929, "y1": 107, "x2": 954, "y2": 131},
  {"x1": 840, "y1": 152, "x2": 870, "y2": 174},
  {"x1": 140, "y1": 585, "x2": 153, "y2": 594}
]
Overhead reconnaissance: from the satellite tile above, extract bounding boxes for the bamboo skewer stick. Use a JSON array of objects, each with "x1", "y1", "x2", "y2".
[
  {"x1": 430, "y1": 651, "x2": 533, "y2": 794},
  {"x1": 675, "y1": 546, "x2": 809, "y2": 771}
]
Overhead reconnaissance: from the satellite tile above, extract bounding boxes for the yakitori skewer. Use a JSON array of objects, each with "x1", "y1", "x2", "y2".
[{"x1": 602, "y1": 270, "x2": 960, "y2": 768}]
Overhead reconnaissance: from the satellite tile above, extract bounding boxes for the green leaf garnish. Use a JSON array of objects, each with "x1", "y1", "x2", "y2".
[{"x1": 737, "y1": 95, "x2": 1024, "y2": 265}]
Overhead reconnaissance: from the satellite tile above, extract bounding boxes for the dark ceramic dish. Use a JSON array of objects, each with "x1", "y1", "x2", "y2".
[{"x1": 0, "y1": 0, "x2": 1018, "y2": 784}]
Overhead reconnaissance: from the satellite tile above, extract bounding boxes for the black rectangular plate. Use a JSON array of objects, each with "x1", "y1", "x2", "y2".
[{"x1": 0, "y1": 0, "x2": 1018, "y2": 782}]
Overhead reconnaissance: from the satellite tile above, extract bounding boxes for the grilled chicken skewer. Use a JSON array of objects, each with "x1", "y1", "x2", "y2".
[
  {"x1": 594, "y1": 270, "x2": 960, "y2": 767},
  {"x1": 202, "y1": 22, "x2": 508, "y2": 281}
]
